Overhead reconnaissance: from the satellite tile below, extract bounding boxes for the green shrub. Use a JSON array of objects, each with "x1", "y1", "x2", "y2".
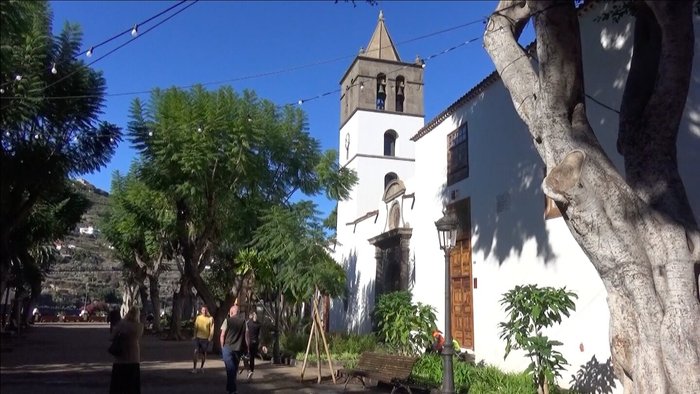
[
  {"x1": 281, "y1": 331, "x2": 308, "y2": 354},
  {"x1": 411, "y1": 352, "x2": 444, "y2": 385},
  {"x1": 295, "y1": 351, "x2": 359, "y2": 364},
  {"x1": 373, "y1": 290, "x2": 437, "y2": 355},
  {"x1": 328, "y1": 332, "x2": 377, "y2": 354},
  {"x1": 499, "y1": 285, "x2": 577, "y2": 393},
  {"x1": 410, "y1": 353, "x2": 544, "y2": 393}
]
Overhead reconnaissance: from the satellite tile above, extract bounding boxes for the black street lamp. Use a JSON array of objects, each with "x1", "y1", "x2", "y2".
[{"x1": 435, "y1": 209, "x2": 459, "y2": 394}]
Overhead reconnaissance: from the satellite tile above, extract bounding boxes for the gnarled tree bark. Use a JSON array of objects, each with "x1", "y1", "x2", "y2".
[{"x1": 484, "y1": 1, "x2": 700, "y2": 392}]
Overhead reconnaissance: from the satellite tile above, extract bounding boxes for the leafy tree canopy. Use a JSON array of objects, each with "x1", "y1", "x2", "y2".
[{"x1": 0, "y1": 0, "x2": 120, "y2": 296}]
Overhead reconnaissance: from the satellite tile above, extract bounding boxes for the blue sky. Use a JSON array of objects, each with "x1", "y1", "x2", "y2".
[{"x1": 50, "y1": 0, "x2": 533, "y2": 217}]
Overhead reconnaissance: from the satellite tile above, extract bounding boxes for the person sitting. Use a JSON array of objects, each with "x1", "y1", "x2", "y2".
[{"x1": 429, "y1": 329, "x2": 445, "y2": 353}]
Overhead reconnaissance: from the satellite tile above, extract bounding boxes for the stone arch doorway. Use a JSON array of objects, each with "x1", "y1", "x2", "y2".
[{"x1": 368, "y1": 228, "x2": 412, "y2": 303}]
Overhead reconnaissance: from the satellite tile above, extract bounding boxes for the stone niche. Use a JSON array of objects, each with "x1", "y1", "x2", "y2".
[{"x1": 383, "y1": 179, "x2": 405, "y2": 231}]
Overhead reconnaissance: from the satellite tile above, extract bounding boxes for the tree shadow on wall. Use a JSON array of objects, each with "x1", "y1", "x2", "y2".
[
  {"x1": 329, "y1": 249, "x2": 375, "y2": 333},
  {"x1": 431, "y1": 87, "x2": 559, "y2": 267},
  {"x1": 569, "y1": 355, "x2": 617, "y2": 394}
]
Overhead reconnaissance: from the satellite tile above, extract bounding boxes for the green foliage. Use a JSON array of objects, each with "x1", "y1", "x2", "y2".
[
  {"x1": 129, "y1": 86, "x2": 355, "y2": 211},
  {"x1": 292, "y1": 333, "x2": 375, "y2": 367},
  {"x1": 126, "y1": 85, "x2": 356, "y2": 315},
  {"x1": 294, "y1": 350, "x2": 359, "y2": 366},
  {"x1": 327, "y1": 332, "x2": 377, "y2": 354},
  {"x1": 1, "y1": 0, "x2": 120, "y2": 295},
  {"x1": 102, "y1": 166, "x2": 174, "y2": 277},
  {"x1": 281, "y1": 331, "x2": 308, "y2": 354},
  {"x1": 411, "y1": 353, "x2": 537, "y2": 394},
  {"x1": 253, "y1": 202, "x2": 347, "y2": 302},
  {"x1": 411, "y1": 352, "x2": 444, "y2": 387},
  {"x1": 373, "y1": 291, "x2": 437, "y2": 355},
  {"x1": 499, "y1": 285, "x2": 577, "y2": 393}
]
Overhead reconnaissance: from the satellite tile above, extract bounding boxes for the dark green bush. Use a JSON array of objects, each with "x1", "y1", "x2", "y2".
[
  {"x1": 328, "y1": 332, "x2": 377, "y2": 354},
  {"x1": 374, "y1": 291, "x2": 437, "y2": 355},
  {"x1": 281, "y1": 331, "x2": 308, "y2": 354},
  {"x1": 410, "y1": 353, "x2": 571, "y2": 393}
]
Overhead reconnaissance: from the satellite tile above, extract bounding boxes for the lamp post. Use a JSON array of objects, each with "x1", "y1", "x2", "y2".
[{"x1": 435, "y1": 209, "x2": 459, "y2": 394}]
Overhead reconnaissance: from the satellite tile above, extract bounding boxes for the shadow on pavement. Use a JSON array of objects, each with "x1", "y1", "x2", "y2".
[{"x1": 1, "y1": 323, "x2": 384, "y2": 394}]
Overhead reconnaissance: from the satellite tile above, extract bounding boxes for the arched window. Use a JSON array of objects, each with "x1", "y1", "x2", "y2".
[
  {"x1": 384, "y1": 172, "x2": 398, "y2": 189},
  {"x1": 395, "y1": 76, "x2": 405, "y2": 113},
  {"x1": 384, "y1": 130, "x2": 397, "y2": 156},
  {"x1": 376, "y1": 73, "x2": 387, "y2": 110}
]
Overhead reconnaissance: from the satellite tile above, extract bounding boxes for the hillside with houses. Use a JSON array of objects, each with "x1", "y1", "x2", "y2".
[{"x1": 39, "y1": 179, "x2": 179, "y2": 315}]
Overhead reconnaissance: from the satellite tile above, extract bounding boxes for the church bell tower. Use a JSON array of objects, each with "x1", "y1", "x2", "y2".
[{"x1": 337, "y1": 10, "x2": 425, "y2": 220}]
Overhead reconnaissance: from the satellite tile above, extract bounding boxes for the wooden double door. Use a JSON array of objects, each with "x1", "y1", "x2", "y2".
[{"x1": 449, "y1": 200, "x2": 474, "y2": 349}]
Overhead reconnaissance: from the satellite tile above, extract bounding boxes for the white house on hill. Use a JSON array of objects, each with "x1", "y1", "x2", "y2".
[{"x1": 331, "y1": 3, "x2": 699, "y2": 392}]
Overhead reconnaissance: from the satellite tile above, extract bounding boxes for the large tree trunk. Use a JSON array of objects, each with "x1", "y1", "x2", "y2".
[
  {"x1": 120, "y1": 282, "x2": 139, "y2": 317},
  {"x1": 484, "y1": 1, "x2": 700, "y2": 392},
  {"x1": 167, "y1": 276, "x2": 190, "y2": 340},
  {"x1": 25, "y1": 276, "x2": 41, "y2": 325},
  {"x1": 138, "y1": 283, "x2": 149, "y2": 323},
  {"x1": 148, "y1": 274, "x2": 161, "y2": 332},
  {"x1": 0, "y1": 262, "x2": 9, "y2": 308}
]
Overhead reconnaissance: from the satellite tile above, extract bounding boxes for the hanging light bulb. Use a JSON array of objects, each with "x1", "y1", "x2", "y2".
[
  {"x1": 0, "y1": 88, "x2": 5, "y2": 94},
  {"x1": 197, "y1": 127, "x2": 202, "y2": 132},
  {"x1": 87, "y1": 47, "x2": 94, "y2": 57},
  {"x1": 4, "y1": 131, "x2": 10, "y2": 137},
  {"x1": 15, "y1": 75, "x2": 22, "y2": 81},
  {"x1": 109, "y1": 137, "x2": 114, "y2": 142},
  {"x1": 131, "y1": 24, "x2": 139, "y2": 37},
  {"x1": 34, "y1": 134, "x2": 40, "y2": 139},
  {"x1": 51, "y1": 63, "x2": 58, "y2": 75},
  {"x1": 359, "y1": 82, "x2": 364, "y2": 90},
  {"x1": 148, "y1": 131, "x2": 153, "y2": 137},
  {"x1": 297, "y1": 100, "x2": 303, "y2": 105}
]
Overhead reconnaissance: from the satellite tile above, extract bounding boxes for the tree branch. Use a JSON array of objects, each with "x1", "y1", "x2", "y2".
[
  {"x1": 484, "y1": 1, "x2": 539, "y2": 126},
  {"x1": 617, "y1": 3, "x2": 660, "y2": 157},
  {"x1": 529, "y1": 0, "x2": 585, "y2": 121},
  {"x1": 620, "y1": 1, "x2": 698, "y2": 229}
]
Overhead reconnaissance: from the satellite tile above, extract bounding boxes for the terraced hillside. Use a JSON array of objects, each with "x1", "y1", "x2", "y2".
[
  {"x1": 39, "y1": 179, "x2": 120, "y2": 310},
  {"x1": 40, "y1": 179, "x2": 179, "y2": 313}
]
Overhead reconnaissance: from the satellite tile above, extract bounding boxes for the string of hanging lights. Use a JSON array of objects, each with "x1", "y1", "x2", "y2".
[
  {"x1": 0, "y1": 0, "x2": 195, "y2": 92},
  {"x1": 1, "y1": 17, "x2": 491, "y2": 106}
]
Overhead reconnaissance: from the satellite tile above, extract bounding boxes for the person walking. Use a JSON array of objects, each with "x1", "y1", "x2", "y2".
[
  {"x1": 108, "y1": 307, "x2": 121, "y2": 334},
  {"x1": 109, "y1": 307, "x2": 144, "y2": 394},
  {"x1": 244, "y1": 311, "x2": 261, "y2": 380},
  {"x1": 31, "y1": 307, "x2": 41, "y2": 323},
  {"x1": 191, "y1": 306, "x2": 214, "y2": 373},
  {"x1": 220, "y1": 305, "x2": 247, "y2": 394}
]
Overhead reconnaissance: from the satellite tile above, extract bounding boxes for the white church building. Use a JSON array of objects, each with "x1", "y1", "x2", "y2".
[{"x1": 331, "y1": 3, "x2": 699, "y2": 390}]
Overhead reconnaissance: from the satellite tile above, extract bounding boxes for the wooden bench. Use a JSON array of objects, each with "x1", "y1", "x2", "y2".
[{"x1": 339, "y1": 352, "x2": 418, "y2": 393}]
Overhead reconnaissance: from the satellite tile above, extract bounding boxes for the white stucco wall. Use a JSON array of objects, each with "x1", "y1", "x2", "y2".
[
  {"x1": 332, "y1": 188, "x2": 424, "y2": 333},
  {"x1": 339, "y1": 110, "x2": 422, "y2": 166},
  {"x1": 333, "y1": 108, "x2": 424, "y2": 332},
  {"x1": 333, "y1": 2, "x2": 698, "y2": 392},
  {"x1": 408, "y1": 3, "x2": 699, "y2": 391}
]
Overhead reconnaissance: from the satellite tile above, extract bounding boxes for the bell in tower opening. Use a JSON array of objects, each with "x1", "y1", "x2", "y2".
[{"x1": 376, "y1": 74, "x2": 387, "y2": 110}]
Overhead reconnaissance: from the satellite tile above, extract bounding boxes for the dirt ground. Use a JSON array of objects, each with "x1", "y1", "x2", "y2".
[{"x1": 0, "y1": 323, "x2": 382, "y2": 394}]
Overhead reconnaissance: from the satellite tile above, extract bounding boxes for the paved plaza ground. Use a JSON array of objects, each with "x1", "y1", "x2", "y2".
[{"x1": 0, "y1": 323, "x2": 384, "y2": 394}]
